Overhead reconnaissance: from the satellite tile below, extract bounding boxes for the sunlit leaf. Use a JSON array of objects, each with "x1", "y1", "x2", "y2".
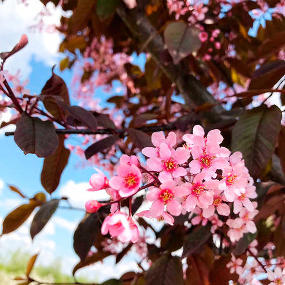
[
  {"x1": 164, "y1": 21, "x2": 201, "y2": 64},
  {"x1": 26, "y1": 253, "x2": 39, "y2": 277},
  {"x1": 2, "y1": 203, "x2": 38, "y2": 235}
]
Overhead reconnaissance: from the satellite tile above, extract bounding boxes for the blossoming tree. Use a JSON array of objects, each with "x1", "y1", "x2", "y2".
[{"x1": 1, "y1": 0, "x2": 285, "y2": 284}]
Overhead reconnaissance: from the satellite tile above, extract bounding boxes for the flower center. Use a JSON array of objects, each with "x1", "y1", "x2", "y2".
[
  {"x1": 159, "y1": 188, "x2": 174, "y2": 204},
  {"x1": 213, "y1": 196, "x2": 222, "y2": 206},
  {"x1": 275, "y1": 278, "x2": 282, "y2": 285},
  {"x1": 226, "y1": 174, "x2": 237, "y2": 186},
  {"x1": 239, "y1": 193, "x2": 246, "y2": 201},
  {"x1": 192, "y1": 183, "x2": 205, "y2": 197},
  {"x1": 199, "y1": 154, "x2": 214, "y2": 168},
  {"x1": 163, "y1": 158, "x2": 178, "y2": 172},
  {"x1": 124, "y1": 173, "x2": 139, "y2": 188},
  {"x1": 157, "y1": 216, "x2": 164, "y2": 221}
]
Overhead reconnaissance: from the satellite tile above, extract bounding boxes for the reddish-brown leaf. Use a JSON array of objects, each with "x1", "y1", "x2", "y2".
[
  {"x1": 41, "y1": 135, "x2": 70, "y2": 194},
  {"x1": 2, "y1": 202, "x2": 38, "y2": 235}
]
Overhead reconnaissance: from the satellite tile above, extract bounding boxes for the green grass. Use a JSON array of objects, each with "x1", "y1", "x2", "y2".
[{"x1": 0, "y1": 249, "x2": 92, "y2": 284}]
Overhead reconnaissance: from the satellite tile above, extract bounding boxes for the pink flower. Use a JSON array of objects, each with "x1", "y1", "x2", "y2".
[
  {"x1": 182, "y1": 173, "x2": 214, "y2": 211},
  {"x1": 239, "y1": 207, "x2": 258, "y2": 233},
  {"x1": 109, "y1": 163, "x2": 142, "y2": 197},
  {"x1": 85, "y1": 200, "x2": 102, "y2": 213},
  {"x1": 146, "y1": 180, "x2": 186, "y2": 217},
  {"x1": 268, "y1": 267, "x2": 285, "y2": 285},
  {"x1": 191, "y1": 208, "x2": 208, "y2": 226},
  {"x1": 146, "y1": 143, "x2": 189, "y2": 182},
  {"x1": 227, "y1": 255, "x2": 243, "y2": 275},
  {"x1": 199, "y1": 32, "x2": 208, "y2": 42},
  {"x1": 233, "y1": 184, "x2": 257, "y2": 214},
  {"x1": 142, "y1": 131, "x2": 177, "y2": 158},
  {"x1": 183, "y1": 125, "x2": 230, "y2": 178},
  {"x1": 202, "y1": 186, "x2": 230, "y2": 218},
  {"x1": 88, "y1": 171, "x2": 109, "y2": 191},
  {"x1": 101, "y1": 211, "x2": 139, "y2": 243},
  {"x1": 136, "y1": 210, "x2": 174, "y2": 225},
  {"x1": 223, "y1": 152, "x2": 249, "y2": 202},
  {"x1": 120, "y1": 154, "x2": 139, "y2": 166}
]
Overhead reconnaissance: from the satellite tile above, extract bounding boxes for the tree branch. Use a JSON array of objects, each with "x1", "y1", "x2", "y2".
[{"x1": 5, "y1": 123, "x2": 178, "y2": 136}]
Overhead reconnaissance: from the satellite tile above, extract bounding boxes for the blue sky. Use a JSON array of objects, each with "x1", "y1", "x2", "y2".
[{"x1": 0, "y1": 0, "x2": 141, "y2": 280}]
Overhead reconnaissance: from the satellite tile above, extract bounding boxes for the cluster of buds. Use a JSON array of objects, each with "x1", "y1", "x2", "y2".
[{"x1": 85, "y1": 125, "x2": 258, "y2": 245}]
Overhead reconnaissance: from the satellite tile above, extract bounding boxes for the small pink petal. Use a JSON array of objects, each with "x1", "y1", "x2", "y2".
[
  {"x1": 147, "y1": 157, "x2": 162, "y2": 171},
  {"x1": 167, "y1": 200, "x2": 182, "y2": 216},
  {"x1": 172, "y1": 167, "x2": 187, "y2": 178},
  {"x1": 159, "y1": 143, "x2": 171, "y2": 159},
  {"x1": 217, "y1": 203, "x2": 230, "y2": 216},
  {"x1": 149, "y1": 200, "x2": 164, "y2": 217}
]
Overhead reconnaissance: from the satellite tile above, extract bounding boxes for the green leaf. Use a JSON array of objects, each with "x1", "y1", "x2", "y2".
[
  {"x1": 127, "y1": 128, "x2": 152, "y2": 149},
  {"x1": 145, "y1": 254, "x2": 184, "y2": 285},
  {"x1": 41, "y1": 135, "x2": 70, "y2": 194},
  {"x1": 85, "y1": 135, "x2": 119, "y2": 159},
  {"x1": 96, "y1": 0, "x2": 119, "y2": 20},
  {"x1": 2, "y1": 203, "x2": 38, "y2": 235},
  {"x1": 232, "y1": 105, "x2": 281, "y2": 178},
  {"x1": 164, "y1": 21, "x2": 201, "y2": 64},
  {"x1": 14, "y1": 112, "x2": 59, "y2": 158},
  {"x1": 30, "y1": 199, "x2": 59, "y2": 240},
  {"x1": 182, "y1": 224, "x2": 211, "y2": 258}
]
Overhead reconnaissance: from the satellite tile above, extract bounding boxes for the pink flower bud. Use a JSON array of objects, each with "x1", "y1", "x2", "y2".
[{"x1": 85, "y1": 200, "x2": 102, "y2": 213}]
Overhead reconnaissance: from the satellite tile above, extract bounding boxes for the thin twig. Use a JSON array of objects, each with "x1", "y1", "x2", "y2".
[
  {"x1": 247, "y1": 248, "x2": 267, "y2": 273},
  {"x1": 5, "y1": 123, "x2": 177, "y2": 137}
]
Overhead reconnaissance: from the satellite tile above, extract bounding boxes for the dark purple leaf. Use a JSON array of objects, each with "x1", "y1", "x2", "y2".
[
  {"x1": 85, "y1": 135, "x2": 119, "y2": 159},
  {"x1": 14, "y1": 112, "x2": 59, "y2": 158},
  {"x1": 30, "y1": 199, "x2": 59, "y2": 240},
  {"x1": 232, "y1": 105, "x2": 282, "y2": 178},
  {"x1": 145, "y1": 254, "x2": 184, "y2": 285},
  {"x1": 127, "y1": 128, "x2": 152, "y2": 149},
  {"x1": 182, "y1": 224, "x2": 211, "y2": 258}
]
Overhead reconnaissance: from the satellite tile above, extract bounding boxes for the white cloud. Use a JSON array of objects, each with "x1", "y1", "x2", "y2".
[
  {"x1": 0, "y1": 212, "x2": 56, "y2": 266},
  {"x1": 59, "y1": 180, "x2": 110, "y2": 209},
  {"x1": 0, "y1": 0, "x2": 63, "y2": 78},
  {"x1": 53, "y1": 216, "x2": 76, "y2": 232}
]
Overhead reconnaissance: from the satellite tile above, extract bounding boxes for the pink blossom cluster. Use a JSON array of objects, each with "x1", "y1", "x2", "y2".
[
  {"x1": 71, "y1": 36, "x2": 137, "y2": 109},
  {"x1": 85, "y1": 125, "x2": 259, "y2": 245},
  {"x1": 167, "y1": 0, "x2": 208, "y2": 23},
  {"x1": 227, "y1": 241, "x2": 285, "y2": 284}
]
